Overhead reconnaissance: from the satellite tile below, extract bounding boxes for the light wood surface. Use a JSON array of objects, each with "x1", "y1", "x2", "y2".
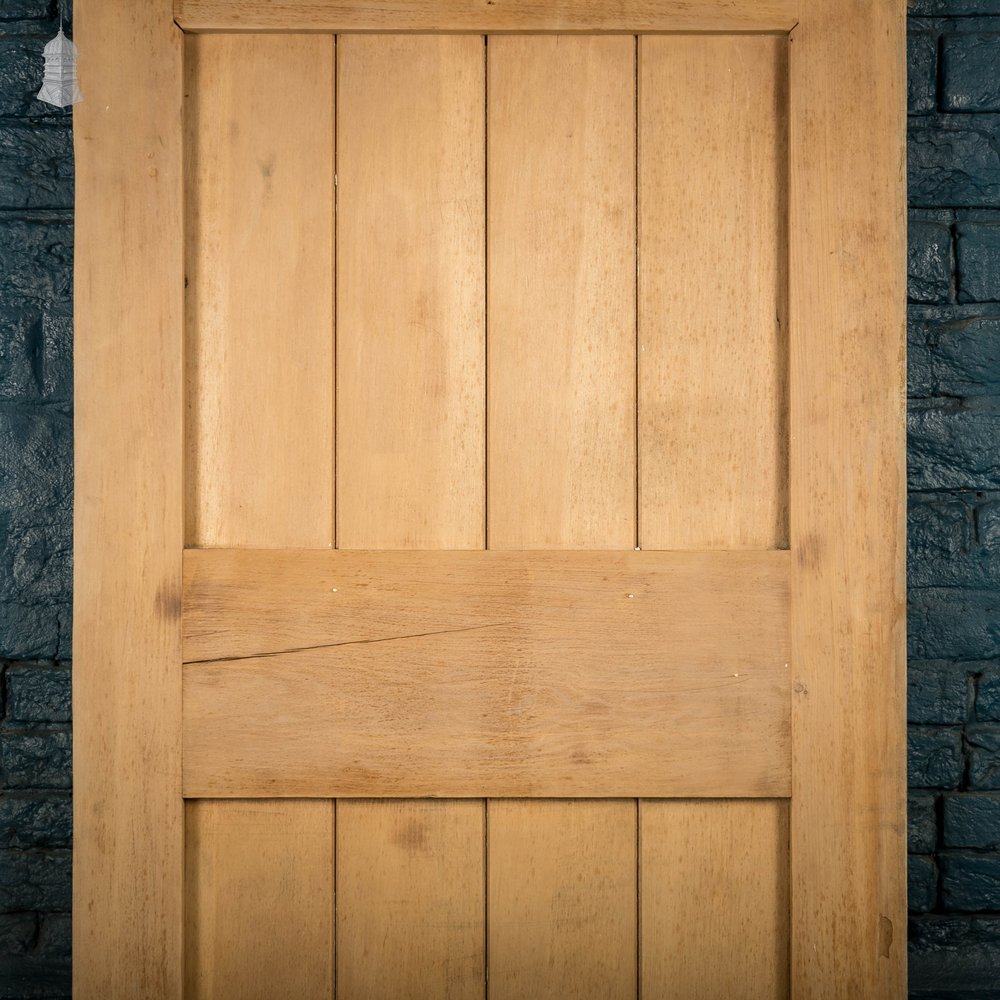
[
  {"x1": 488, "y1": 801, "x2": 636, "y2": 1000},
  {"x1": 337, "y1": 800, "x2": 484, "y2": 999},
  {"x1": 182, "y1": 554, "x2": 791, "y2": 797},
  {"x1": 488, "y1": 34, "x2": 635, "y2": 549},
  {"x1": 788, "y1": 1, "x2": 908, "y2": 995},
  {"x1": 183, "y1": 547, "x2": 790, "y2": 663},
  {"x1": 175, "y1": 0, "x2": 799, "y2": 32},
  {"x1": 73, "y1": 1, "x2": 185, "y2": 996},
  {"x1": 336, "y1": 35, "x2": 484, "y2": 549},
  {"x1": 185, "y1": 33, "x2": 334, "y2": 548},
  {"x1": 335, "y1": 36, "x2": 486, "y2": 989},
  {"x1": 184, "y1": 800, "x2": 334, "y2": 1000},
  {"x1": 640, "y1": 800, "x2": 789, "y2": 998},
  {"x1": 639, "y1": 34, "x2": 788, "y2": 550},
  {"x1": 486, "y1": 39, "x2": 636, "y2": 991}
]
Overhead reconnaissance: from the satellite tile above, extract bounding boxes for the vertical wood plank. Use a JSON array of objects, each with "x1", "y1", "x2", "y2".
[
  {"x1": 487, "y1": 34, "x2": 637, "y2": 1000},
  {"x1": 337, "y1": 34, "x2": 485, "y2": 549},
  {"x1": 185, "y1": 801, "x2": 334, "y2": 1000},
  {"x1": 637, "y1": 38, "x2": 791, "y2": 997},
  {"x1": 185, "y1": 34, "x2": 335, "y2": 548},
  {"x1": 789, "y1": 1, "x2": 907, "y2": 996},
  {"x1": 337, "y1": 801, "x2": 485, "y2": 999},
  {"x1": 641, "y1": 800, "x2": 789, "y2": 999},
  {"x1": 488, "y1": 801, "x2": 637, "y2": 1000},
  {"x1": 335, "y1": 34, "x2": 486, "y2": 1000},
  {"x1": 73, "y1": 1, "x2": 184, "y2": 996},
  {"x1": 488, "y1": 34, "x2": 636, "y2": 550},
  {"x1": 639, "y1": 34, "x2": 788, "y2": 550}
]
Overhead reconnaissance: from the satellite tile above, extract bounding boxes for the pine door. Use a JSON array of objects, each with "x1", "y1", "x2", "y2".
[{"x1": 74, "y1": 1, "x2": 907, "y2": 998}]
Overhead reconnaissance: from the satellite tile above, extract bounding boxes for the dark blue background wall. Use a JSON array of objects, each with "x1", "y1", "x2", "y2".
[
  {"x1": 908, "y1": 2, "x2": 1000, "y2": 995},
  {"x1": 1, "y1": 1, "x2": 999, "y2": 996},
  {"x1": 0, "y1": 0, "x2": 72, "y2": 997}
]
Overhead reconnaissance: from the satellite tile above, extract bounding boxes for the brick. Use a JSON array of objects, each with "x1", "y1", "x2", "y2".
[
  {"x1": 0, "y1": 39, "x2": 68, "y2": 119},
  {"x1": 910, "y1": 0, "x2": 1000, "y2": 11},
  {"x1": 908, "y1": 31, "x2": 939, "y2": 115},
  {"x1": 942, "y1": 33, "x2": 1000, "y2": 112},
  {"x1": 958, "y1": 224, "x2": 1000, "y2": 301},
  {"x1": 0, "y1": 220, "x2": 72, "y2": 306},
  {"x1": 909, "y1": 726, "x2": 966, "y2": 788},
  {"x1": 909, "y1": 117, "x2": 1000, "y2": 208},
  {"x1": 910, "y1": 854, "x2": 939, "y2": 912},
  {"x1": 944, "y1": 794, "x2": 1000, "y2": 848},
  {"x1": 978, "y1": 667, "x2": 1000, "y2": 720},
  {"x1": 37, "y1": 914, "x2": 69, "y2": 960},
  {"x1": 0, "y1": 0, "x2": 55, "y2": 19},
  {"x1": 909, "y1": 220, "x2": 953, "y2": 303},
  {"x1": 0, "y1": 125, "x2": 74, "y2": 211},
  {"x1": 0, "y1": 849, "x2": 70, "y2": 911},
  {"x1": 908, "y1": 313, "x2": 1000, "y2": 398},
  {"x1": 908, "y1": 495, "x2": 976, "y2": 588},
  {"x1": 0, "y1": 913, "x2": 70, "y2": 999},
  {"x1": 0, "y1": 405, "x2": 72, "y2": 661},
  {"x1": 0, "y1": 793, "x2": 70, "y2": 848},
  {"x1": 0, "y1": 730, "x2": 70, "y2": 789},
  {"x1": 909, "y1": 916, "x2": 1000, "y2": 995},
  {"x1": 0, "y1": 913, "x2": 35, "y2": 956},
  {"x1": 968, "y1": 726, "x2": 1000, "y2": 788},
  {"x1": 909, "y1": 661, "x2": 970, "y2": 724},
  {"x1": 908, "y1": 398, "x2": 1000, "y2": 489},
  {"x1": 5, "y1": 665, "x2": 69, "y2": 722},
  {"x1": 909, "y1": 590, "x2": 1000, "y2": 660},
  {"x1": 910, "y1": 793, "x2": 939, "y2": 854},
  {"x1": 942, "y1": 852, "x2": 1000, "y2": 910}
]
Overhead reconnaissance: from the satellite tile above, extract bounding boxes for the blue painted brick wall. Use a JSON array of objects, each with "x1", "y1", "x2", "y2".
[
  {"x1": 908, "y1": 4, "x2": 1000, "y2": 997},
  {"x1": 1, "y1": 2, "x2": 1000, "y2": 997},
  {"x1": 0, "y1": 1, "x2": 73, "y2": 998}
]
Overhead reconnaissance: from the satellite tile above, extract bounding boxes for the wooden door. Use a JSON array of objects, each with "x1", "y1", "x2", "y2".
[{"x1": 73, "y1": 1, "x2": 906, "y2": 998}]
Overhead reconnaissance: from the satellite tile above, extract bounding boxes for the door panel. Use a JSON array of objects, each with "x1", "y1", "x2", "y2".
[
  {"x1": 640, "y1": 800, "x2": 790, "y2": 999},
  {"x1": 336, "y1": 34, "x2": 485, "y2": 550},
  {"x1": 185, "y1": 800, "x2": 335, "y2": 999},
  {"x1": 487, "y1": 34, "x2": 636, "y2": 550},
  {"x1": 184, "y1": 34, "x2": 335, "y2": 548},
  {"x1": 488, "y1": 800, "x2": 637, "y2": 1000},
  {"x1": 74, "y1": 1, "x2": 906, "y2": 995},
  {"x1": 182, "y1": 549, "x2": 790, "y2": 797},
  {"x1": 336, "y1": 800, "x2": 484, "y2": 999},
  {"x1": 639, "y1": 34, "x2": 788, "y2": 550}
]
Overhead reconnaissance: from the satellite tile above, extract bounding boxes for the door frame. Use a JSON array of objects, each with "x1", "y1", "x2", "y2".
[{"x1": 73, "y1": 0, "x2": 906, "y2": 996}]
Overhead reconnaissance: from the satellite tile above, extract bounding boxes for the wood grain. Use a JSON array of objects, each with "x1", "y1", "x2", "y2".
[
  {"x1": 185, "y1": 34, "x2": 334, "y2": 548},
  {"x1": 484, "y1": 35, "x2": 637, "y2": 992},
  {"x1": 176, "y1": 0, "x2": 799, "y2": 32},
  {"x1": 337, "y1": 34, "x2": 484, "y2": 549},
  {"x1": 185, "y1": 800, "x2": 334, "y2": 1000},
  {"x1": 640, "y1": 800, "x2": 790, "y2": 999},
  {"x1": 335, "y1": 35, "x2": 486, "y2": 992},
  {"x1": 73, "y1": 0, "x2": 184, "y2": 996},
  {"x1": 488, "y1": 801, "x2": 636, "y2": 1000},
  {"x1": 788, "y1": 1, "x2": 908, "y2": 995},
  {"x1": 639, "y1": 34, "x2": 788, "y2": 550},
  {"x1": 487, "y1": 34, "x2": 635, "y2": 549},
  {"x1": 183, "y1": 547, "x2": 790, "y2": 662},
  {"x1": 337, "y1": 801, "x2": 484, "y2": 999},
  {"x1": 182, "y1": 549, "x2": 790, "y2": 798}
]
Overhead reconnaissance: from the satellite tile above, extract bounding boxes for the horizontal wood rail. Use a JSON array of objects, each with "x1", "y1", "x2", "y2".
[
  {"x1": 174, "y1": 0, "x2": 799, "y2": 33},
  {"x1": 183, "y1": 549, "x2": 790, "y2": 797}
]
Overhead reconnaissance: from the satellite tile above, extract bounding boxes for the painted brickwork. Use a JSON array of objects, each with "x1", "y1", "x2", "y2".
[
  {"x1": 0, "y1": 0, "x2": 72, "y2": 997},
  {"x1": 908, "y1": 1, "x2": 1000, "y2": 995},
  {"x1": 1, "y1": 1, "x2": 999, "y2": 996}
]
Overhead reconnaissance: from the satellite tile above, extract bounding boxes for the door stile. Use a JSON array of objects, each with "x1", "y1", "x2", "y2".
[
  {"x1": 73, "y1": 1, "x2": 186, "y2": 998},
  {"x1": 788, "y1": 2, "x2": 907, "y2": 996}
]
